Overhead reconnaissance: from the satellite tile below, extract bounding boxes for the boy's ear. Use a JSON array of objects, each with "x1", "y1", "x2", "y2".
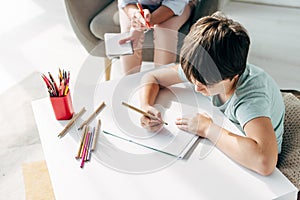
[
  {"x1": 230, "y1": 74, "x2": 239, "y2": 81},
  {"x1": 232, "y1": 74, "x2": 239, "y2": 82}
]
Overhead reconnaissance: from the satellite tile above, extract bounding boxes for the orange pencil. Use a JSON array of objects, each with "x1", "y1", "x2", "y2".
[{"x1": 136, "y1": 2, "x2": 151, "y2": 29}]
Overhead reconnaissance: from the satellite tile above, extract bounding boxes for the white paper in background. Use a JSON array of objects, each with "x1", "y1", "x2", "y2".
[{"x1": 104, "y1": 33, "x2": 133, "y2": 58}]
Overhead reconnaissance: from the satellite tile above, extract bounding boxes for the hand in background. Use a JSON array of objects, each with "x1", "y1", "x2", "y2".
[
  {"x1": 131, "y1": 8, "x2": 151, "y2": 31},
  {"x1": 118, "y1": 29, "x2": 143, "y2": 48}
]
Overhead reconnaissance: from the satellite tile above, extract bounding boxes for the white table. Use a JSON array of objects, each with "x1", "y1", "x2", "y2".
[{"x1": 32, "y1": 68, "x2": 298, "y2": 200}]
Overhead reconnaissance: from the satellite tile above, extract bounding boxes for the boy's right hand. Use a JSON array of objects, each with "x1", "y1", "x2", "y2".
[{"x1": 140, "y1": 105, "x2": 164, "y2": 132}]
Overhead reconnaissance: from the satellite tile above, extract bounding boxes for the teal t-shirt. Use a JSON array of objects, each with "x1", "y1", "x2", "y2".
[{"x1": 178, "y1": 63, "x2": 285, "y2": 153}]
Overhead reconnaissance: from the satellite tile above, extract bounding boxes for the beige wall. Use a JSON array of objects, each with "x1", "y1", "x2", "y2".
[
  {"x1": 231, "y1": 0, "x2": 300, "y2": 8},
  {"x1": 218, "y1": 0, "x2": 230, "y2": 10}
]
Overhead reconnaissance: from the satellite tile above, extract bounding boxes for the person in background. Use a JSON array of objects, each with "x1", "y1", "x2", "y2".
[
  {"x1": 139, "y1": 12, "x2": 285, "y2": 176},
  {"x1": 118, "y1": 0, "x2": 194, "y2": 75}
]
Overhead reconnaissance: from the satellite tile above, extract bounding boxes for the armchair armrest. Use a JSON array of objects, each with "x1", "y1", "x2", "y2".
[{"x1": 64, "y1": 0, "x2": 114, "y2": 55}]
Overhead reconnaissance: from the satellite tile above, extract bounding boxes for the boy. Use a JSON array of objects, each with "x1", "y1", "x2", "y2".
[{"x1": 139, "y1": 12, "x2": 285, "y2": 176}]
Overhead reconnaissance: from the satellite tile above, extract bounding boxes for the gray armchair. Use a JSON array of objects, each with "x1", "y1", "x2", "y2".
[
  {"x1": 64, "y1": 0, "x2": 218, "y2": 80},
  {"x1": 277, "y1": 91, "x2": 300, "y2": 193}
]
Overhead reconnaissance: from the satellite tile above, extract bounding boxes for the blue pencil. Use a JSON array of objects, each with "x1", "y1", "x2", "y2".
[{"x1": 87, "y1": 127, "x2": 95, "y2": 161}]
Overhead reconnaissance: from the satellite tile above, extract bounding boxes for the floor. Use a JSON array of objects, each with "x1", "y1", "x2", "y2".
[{"x1": 0, "y1": 0, "x2": 299, "y2": 199}]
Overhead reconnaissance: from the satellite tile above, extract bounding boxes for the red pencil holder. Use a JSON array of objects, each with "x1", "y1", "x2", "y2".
[{"x1": 50, "y1": 92, "x2": 74, "y2": 120}]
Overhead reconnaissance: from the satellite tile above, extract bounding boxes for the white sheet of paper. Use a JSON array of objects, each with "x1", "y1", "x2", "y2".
[
  {"x1": 101, "y1": 100, "x2": 199, "y2": 157},
  {"x1": 93, "y1": 75, "x2": 208, "y2": 158},
  {"x1": 90, "y1": 68, "x2": 227, "y2": 158},
  {"x1": 104, "y1": 33, "x2": 133, "y2": 58}
]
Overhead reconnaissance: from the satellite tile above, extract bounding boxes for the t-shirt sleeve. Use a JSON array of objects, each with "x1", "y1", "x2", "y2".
[
  {"x1": 119, "y1": 0, "x2": 138, "y2": 8},
  {"x1": 161, "y1": 0, "x2": 189, "y2": 16},
  {"x1": 119, "y1": 0, "x2": 188, "y2": 16},
  {"x1": 177, "y1": 65, "x2": 189, "y2": 82},
  {"x1": 235, "y1": 94, "x2": 271, "y2": 129}
]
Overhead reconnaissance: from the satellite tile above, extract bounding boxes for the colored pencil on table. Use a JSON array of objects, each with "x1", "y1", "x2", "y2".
[
  {"x1": 58, "y1": 107, "x2": 86, "y2": 138},
  {"x1": 92, "y1": 119, "x2": 101, "y2": 150},
  {"x1": 87, "y1": 127, "x2": 95, "y2": 161},
  {"x1": 80, "y1": 126, "x2": 89, "y2": 158},
  {"x1": 80, "y1": 132, "x2": 90, "y2": 168},
  {"x1": 76, "y1": 125, "x2": 87, "y2": 159},
  {"x1": 78, "y1": 102, "x2": 105, "y2": 130},
  {"x1": 84, "y1": 129, "x2": 92, "y2": 161}
]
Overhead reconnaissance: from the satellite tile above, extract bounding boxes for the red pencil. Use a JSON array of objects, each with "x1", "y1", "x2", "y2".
[
  {"x1": 48, "y1": 72, "x2": 59, "y2": 95},
  {"x1": 42, "y1": 74, "x2": 57, "y2": 96},
  {"x1": 41, "y1": 74, "x2": 52, "y2": 89}
]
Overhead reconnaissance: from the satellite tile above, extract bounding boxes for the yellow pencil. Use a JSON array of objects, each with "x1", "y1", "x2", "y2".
[
  {"x1": 76, "y1": 125, "x2": 87, "y2": 159},
  {"x1": 121, "y1": 102, "x2": 168, "y2": 125},
  {"x1": 64, "y1": 85, "x2": 69, "y2": 96},
  {"x1": 80, "y1": 126, "x2": 89, "y2": 159}
]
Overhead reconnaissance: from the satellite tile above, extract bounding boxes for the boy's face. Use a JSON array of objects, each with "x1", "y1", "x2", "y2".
[{"x1": 190, "y1": 76, "x2": 231, "y2": 96}]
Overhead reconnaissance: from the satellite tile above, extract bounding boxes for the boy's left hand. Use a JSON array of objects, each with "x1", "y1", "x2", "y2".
[{"x1": 175, "y1": 113, "x2": 213, "y2": 138}]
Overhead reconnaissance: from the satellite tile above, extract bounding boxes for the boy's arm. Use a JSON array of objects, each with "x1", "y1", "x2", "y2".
[
  {"x1": 140, "y1": 64, "x2": 183, "y2": 109},
  {"x1": 206, "y1": 117, "x2": 278, "y2": 176}
]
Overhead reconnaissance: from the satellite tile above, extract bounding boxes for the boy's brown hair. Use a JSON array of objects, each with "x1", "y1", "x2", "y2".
[{"x1": 180, "y1": 12, "x2": 250, "y2": 85}]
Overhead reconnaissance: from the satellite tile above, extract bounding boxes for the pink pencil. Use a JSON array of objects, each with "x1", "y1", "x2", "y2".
[{"x1": 80, "y1": 132, "x2": 90, "y2": 168}]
